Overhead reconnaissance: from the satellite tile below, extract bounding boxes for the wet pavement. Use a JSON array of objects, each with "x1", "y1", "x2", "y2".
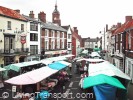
[{"x1": 50, "y1": 62, "x2": 95, "y2": 100}]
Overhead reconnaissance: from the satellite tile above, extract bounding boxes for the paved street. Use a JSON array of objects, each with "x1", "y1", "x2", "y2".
[{"x1": 50, "y1": 62, "x2": 95, "y2": 100}]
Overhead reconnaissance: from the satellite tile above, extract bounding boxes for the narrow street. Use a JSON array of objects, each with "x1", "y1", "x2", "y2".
[{"x1": 50, "y1": 62, "x2": 95, "y2": 100}]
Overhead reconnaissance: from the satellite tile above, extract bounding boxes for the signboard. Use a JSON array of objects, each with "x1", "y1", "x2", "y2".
[
  {"x1": 12, "y1": 86, "x2": 16, "y2": 92},
  {"x1": 21, "y1": 35, "x2": 26, "y2": 44}
]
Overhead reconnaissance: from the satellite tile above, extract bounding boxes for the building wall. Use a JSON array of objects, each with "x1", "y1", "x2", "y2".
[{"x1": 26, "y1": 21, "x2": 41, "y2": 55}]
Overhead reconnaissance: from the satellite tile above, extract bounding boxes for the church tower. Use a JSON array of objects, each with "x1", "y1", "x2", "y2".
[{"x1": 52, "y1": 1, "x2": 61, "y2": 26}]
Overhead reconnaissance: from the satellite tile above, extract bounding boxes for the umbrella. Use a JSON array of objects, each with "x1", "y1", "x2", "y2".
[
  {"x1": 0, "y1": 67, "x2": 6, "y2": 72},
  {"x1": 89, "y1": 61, "x2": 131, "y2": 80},
  {"x1": 83, "y1": 74, "x2": 126, "y2": 90}
]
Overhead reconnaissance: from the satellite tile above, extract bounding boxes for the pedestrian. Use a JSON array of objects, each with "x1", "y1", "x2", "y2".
[{"x1": 69, "y1": 63, "x2": 72, "y2": 72}]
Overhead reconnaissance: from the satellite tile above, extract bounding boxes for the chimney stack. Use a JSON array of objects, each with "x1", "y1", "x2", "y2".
[
  {"x1": 14, "y1": 9, "x2": 20, "y2": 13},
  {"x1": 73, "y1": 27, "x2": 78, "y2": 34},
  {"x1": 38, "y1": 11, "x2": 46, "y2": 23},
  {"x1": 125, "y1": 16, "x2": 132, "y2": 22},
  {"x1": 29, "y1": 11, "x2": 34, "y2": 18},
  {"x1": 117, "y1": 23, "x2": 121, "y2": 28}
]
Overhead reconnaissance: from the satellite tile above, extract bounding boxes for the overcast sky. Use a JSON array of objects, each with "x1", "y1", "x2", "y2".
[{"x1": 1, "y1": 0, "x2": 133, "y2": 38}]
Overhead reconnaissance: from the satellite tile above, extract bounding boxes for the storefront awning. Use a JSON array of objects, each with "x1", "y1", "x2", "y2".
[{"x1": 5, "y1": 67, "x2": 58, "y2": 85}]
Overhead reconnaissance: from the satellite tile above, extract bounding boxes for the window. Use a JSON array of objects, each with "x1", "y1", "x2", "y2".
[
  {"x1": 129, "y1": 33, "x2": 131, "y2": 49},
  {"x1": 30, "y1": 22, "x2": 38, "y2": 31},
  {"x1": 68, "y1": 43, "x2": 70, "y2": 48},
  {"x1": 30, "y1": 45, "x2": 38, "y2": 55},
  {"x1": 68, "y1": 34, "x2": 71, "y2": 39},
  {"x1": 51, "y1": 31, "x2": 54, "y2": 37},
  {"x1": 120, "y1": 34, "x2": 122, "y2": 41},
  {"x1": 62, "y1": 32, "x2": 64, "y2": 38},
  {"x1": 30, "y1": 33, "x2": 38, "y2": 41},
  {"x1": 21, "y1": 24, "x2": 24, "y2": 32},
  {"x1": 45, "y1": 41, "x2": 48, "y2": 50},
  {"x1": 7, "y1": 21, "x2": 11, "y2": 30},
  {"x1": 10, "y1": 37, "x2": 15, "y2": 49},
  {"x1": 45, "y1": 29, "x2": 48, "y2": 37},
  {"x1": 57, "y1": 31, "x2": 60, "y2": 38}
]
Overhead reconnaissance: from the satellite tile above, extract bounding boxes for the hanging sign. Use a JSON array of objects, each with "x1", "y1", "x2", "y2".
[{"x1": 21, "y1": 35, "x2": 26, "y2": 44}]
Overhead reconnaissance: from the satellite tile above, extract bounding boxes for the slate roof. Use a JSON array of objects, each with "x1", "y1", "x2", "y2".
[
  {"x1": 42, "y1": 22, "x2": 67, "y2": 32},
  {"x1": 22, "y1": 14, "x2": 40, "y2": 22},
  {"x1": 84, "y1": 38, "x2": 100, "y2": 42},
  {"x1": 0, "y1": 6, "x2": 26, "y2": 21},
  {"x1": 62, "y1": 25, "x2": 70, "y2": 30}
]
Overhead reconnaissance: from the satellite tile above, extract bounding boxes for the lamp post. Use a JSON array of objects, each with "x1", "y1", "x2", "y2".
[{"x1": 100, "y1": 27, "x2": 106, "y2": 50}]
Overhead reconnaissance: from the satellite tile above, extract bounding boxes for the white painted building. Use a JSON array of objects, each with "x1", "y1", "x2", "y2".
[{"x1": 0, "y1": 7, "x2": 28, "y2": 65}]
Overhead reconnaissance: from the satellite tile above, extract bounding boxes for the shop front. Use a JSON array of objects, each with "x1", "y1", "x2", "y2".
[{"x1": 125, "y1": 57, "x2": 133, "y2": 83}]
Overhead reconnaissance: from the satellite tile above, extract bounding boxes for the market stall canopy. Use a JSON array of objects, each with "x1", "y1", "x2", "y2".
[
  {"x1": 4, "y1": 61, "x2": 42, "y2": 72},
  {"x1": 89, "y1": 61, "x2": 131, "y2": 80},
  {"x1": 93, "y1": 84, "x2": 117, "y2": 100},
  {"x1": 48, "y1": 62, "x2": 67, "y2": 70},
  {"x1": 77, "y1": 58, "x2": 105, "y2": 62},
  {"x1": 93, "y1": 48, "x2": 100, "y2": 52},
  {"x1": 0, "y1": 67, "x2": 6, "y2": 72},
  {"x1": 5, "y1": 67, "x2": 58, "y2": 85},
  {"x1": 57, "y1": 61, "x2": 71, "y2": 66},
  {"x1": 60, "y1": 54, "x2": 75, "y2": 58},
  {"x1": 83, "y1": 74, "x2": 126, "y2": 90},
  {"x1": 40, "y1": 59, "x2": 53, "y2": 65},
  {"x1": 90, "y1": 52, "x2": 101, "y2": 57},
  {"x1": 82, "y1": 50, "x2": 88, "y2": 54},
  {"x1": 45, "y1": 56, "x2": 67, "y2": 62}
]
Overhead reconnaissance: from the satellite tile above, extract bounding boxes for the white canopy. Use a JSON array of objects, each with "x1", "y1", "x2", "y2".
[
  {"x1": 61, "y1": 54, "x2": 75, "y2": 58},
  {"x1": 0, "y1": 67, "x2": 6, "y2": 72},
  {"x1": 82, "y1": 50, "x2": 88, "y2": 54},
  {"x1": 5, "y1": 67, "x2": 58, "y2": 85},
  {"x1": 90, "y1": 52, "x2": 101, "y2": 57},
  {"x1": 77, "y1": 58, "x2": 105, "y2": 62},
  {"x1": 57, "y1": 61, "x2": 71, "y2": 66},
  {"x1": 40, "y1": 59, "x2": 53, "y2": 65},
  {"x1": 89, "y1": 61, "x2": 131, "y2": 80}
]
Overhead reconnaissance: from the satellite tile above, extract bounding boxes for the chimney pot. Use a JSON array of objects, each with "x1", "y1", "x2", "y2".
[
  {"x1": 125, "y1": 16, "x2": 132, "y2": 22},
  {"x1": 29, "y1": 11, "x2": 34, "y2": 18}
]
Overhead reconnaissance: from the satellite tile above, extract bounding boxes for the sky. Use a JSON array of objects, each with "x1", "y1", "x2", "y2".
[{"x1": 1, "y1": 0, "x2": 133, "y2": 38}]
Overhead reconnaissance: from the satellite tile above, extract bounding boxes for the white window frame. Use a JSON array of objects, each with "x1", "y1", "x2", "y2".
[
  {"x1": 45, "y1": 29, "x2": 49, "y2": 37},
  {"x1": 128, "y1": 33, "x2": 131, "y2": 49}
]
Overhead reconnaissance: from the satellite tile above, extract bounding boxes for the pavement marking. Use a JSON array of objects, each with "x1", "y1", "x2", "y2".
[
  {"x1": 63, "y1": 89, "x2": 70, "y2": 97},
  {"x1": 69, "y1": 82, "x2": 73, "y2": 87}
]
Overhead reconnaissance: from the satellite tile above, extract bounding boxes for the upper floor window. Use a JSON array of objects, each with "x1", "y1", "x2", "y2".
[
  {"x1": 128, "y1": 33, "x2": 131, "y2": 49},
  {"x1": 21, "y1": 24, "x2": 24, "y2": 32},
  {"x1": 116, "y1": 35, "x2": 118, "y2": 42},
  {"x1": 45, "y1": 29, "x2": 49, "y2": 37},
  {"x1": 30, "y1": 33, "x2": 38, "y2": 41},
  {"x1": 61, "y1": 32, "x2": 64, "y2": 38},
  {"x1": 120, "y1": 34, "x2": 122, "y2": 41},
  {"x1": 68, "y1": 34, "x2": 71, "y2": 39},
  {"x1": 30, "y1": 22, "x2": 38, "y2": 31},
  {"x1": 57, "y1": 31, "x2": 60, "y2": 38},
  {"x1": 7, "y1": 21, "x2": 11, "y2": 30},
  {"x1": 51, "y1": 30, "x2": 54, "y2": 37}
]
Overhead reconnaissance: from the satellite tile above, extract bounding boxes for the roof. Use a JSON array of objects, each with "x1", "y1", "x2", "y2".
[
  {"x1": 62, "y1": 25, "x2": 70, "y2": 30},
  {"x1": 42, "y1": 22, "x2": 67, "y2": 32},
  {"x1": 84, "y1": 38, "x2": 100, "y2": 42},
  {"x1": 22, "y1": 14, "x2": 40, "y2": 22},
  {"x1": 0, "y1": 6, "x2": 26, "y2": 21},
  {"x1": 114, "y1": 19, "x2": 133, "y2": 35}
]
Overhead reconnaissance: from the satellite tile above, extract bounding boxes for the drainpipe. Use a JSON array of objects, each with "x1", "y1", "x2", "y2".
[{"x1": 123, "y1": 31, "x2": 126, "y2": 73}]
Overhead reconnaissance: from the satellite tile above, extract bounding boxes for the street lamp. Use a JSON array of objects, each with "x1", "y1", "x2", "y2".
[{"x1": 99, "y1": 27, "x2": 106, "y2": 50}]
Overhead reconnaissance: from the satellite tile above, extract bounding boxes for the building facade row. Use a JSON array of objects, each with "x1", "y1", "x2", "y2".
[
  {"x1": 0, "y1": 4, "x2": 82, "y2": 66},
  {"x1": 106, "y1": 16, "x2": 133, "y2": 83}
]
